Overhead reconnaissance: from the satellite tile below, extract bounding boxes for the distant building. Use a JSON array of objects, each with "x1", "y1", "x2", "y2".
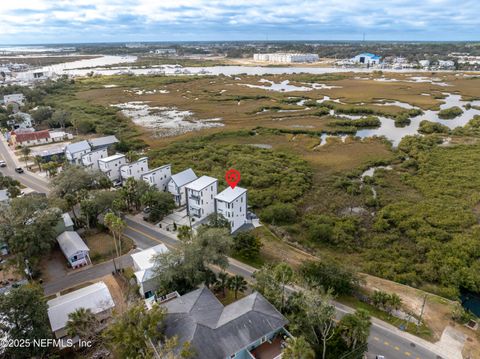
[
  {"x1": 81, "y1": 148, "x2": 108, "y2": 170},
  {"x1": 32, "y1": 146, "x2": 65, "y2": 163},
  {"x1": 9, "y1": 112, "x2": 33, "y2": 129},
  {"x1": 131, "y1": 244, "x2": 169, "y2": 298},
  {"x1": 3, "y1": 93, "x2": 25, "y2": 107},
  {"x1": 351, "y1": 53, "x2": 382, "y2": 65},
  {"x1": 419, "y1": 60, "x2": 430, "y2": 68},
  {"x1": 253, "y1": 53, "x2": 319, "y2": 63},
  {"x1": 185, "y1": 175, "x2": 218, "y2": 221},
  {"x1": 47, "y1": 281, "x2": 115, "y2": 340},
  {"x1": 65, "y1": 140, "x2": 92, "y2": 165},
  {"x1": 88, "y1": 135, "x2": 119, "y2": 151},
  {"x1": 161, "y1": 287, "x2": 290, "y2": 359},
  {"x1": 215, "y1": 186, "x2": 248, "y2": 233},
  {"x1": 120, "y1": 157, "x2": 149, "y2": 181},
  {"x1": 56, "y1": 231, "x2": 91, "y2": 269},
  {"x1": 168, "y1": 168, "x2": 197, "y2": 206},
  {"x1": 98, "y1": 153, "x2": 127, "y2": 182},
  {"x1": 155, "y1": 48, "x2": 177, "y2": 55},
  {"x1": 141, "y1": 164, "x2": 172, "y2": 191},
  {"x1": 438, "y1": 60, "x2": 455, "y2": 69}
]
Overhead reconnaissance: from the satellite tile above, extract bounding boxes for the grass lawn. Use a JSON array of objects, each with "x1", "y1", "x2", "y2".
[
  {"x1": 337, "y1": 295, "x2": 434, "y2": 341},
  {"x1": 84, "y1": 231, "x2": 135, "y2": 264}
]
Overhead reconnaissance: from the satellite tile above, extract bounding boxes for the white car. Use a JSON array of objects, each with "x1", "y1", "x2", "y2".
[
  {"x1": 0, "y1": 160, "x2": 6, "y2": 167},
  {"x1": 376, "y1": 356, "x2": 385, "y2": 359}
]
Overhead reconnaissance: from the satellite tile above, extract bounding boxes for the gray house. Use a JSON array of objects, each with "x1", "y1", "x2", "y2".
[
  {"x1": 162, "y1": 287, "x2": 290, "y2": 359},
  {"x1": 88, "y1": 135, "x2": 119, "y2": 151},
  {"x1": 167, "y1": 168, "x2": 197, "y2": 206},
  {"x1": 56, "y1": 231, "x2": 91, "y2": 269}
]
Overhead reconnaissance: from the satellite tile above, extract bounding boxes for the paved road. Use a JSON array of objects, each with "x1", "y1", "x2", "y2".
[
  {"x1": 0, "y1": 136, "x2": 50, "y2": 194},
  {"x1": 123, "y1": 217, "x2": 449, "y2": 359}
]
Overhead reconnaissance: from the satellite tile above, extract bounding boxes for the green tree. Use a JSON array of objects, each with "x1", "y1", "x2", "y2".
[
  {"x1": 119, "y1": 177, "x2": 150, "y2": 211},
  {"x1": 0, "y1": 283, "x2": 52, "y2": 358},
  {"x1": 49, "y1": 109, "x2": 69, "y2": 128},
  {"x1": 50, "y1": 165, "x2": 109, "y2": 198},
  {"x1": 216, "y1": 272, "x2": 231, "y2": 298},
  {"x1": 66, "y1": 307, "x2": 99, "y2": 342},
  {"x1": 233, "y1": 231, "x2": 262, "y2": 259},
  {"x1": 283, "y1": 336, "x2": 315, "y2": 359},
  {"x1": 253, "y1": 265, "x2": 282, "y2": 310},
  {"x1": 371, "y1": 290, "x2": 390, "y2": 311},
  {"x1": 260, "y1": 203, "x2": 297, "y2": 225},
  {"x1": 103, "y1": 302, "x2": 166, "y2": 358},
  {"x1": 385, "y1": 293, "x2": 402, "y2": 315},
  {"x1": 42, "y1": 161, "x2": 60, "y2": 177},
  {"x1": 31, "y1": 106, "x2": 52, "y2": 124},
  {"x1": 336, "y1": 309, "x2": 371, "y2": 356},
  {"x1": 33, "y1": 155, "x2": 43, "y2": 171},
  {"x1": 104, "y1": 212, "x2": 126, "y2": 258},
  {"x1": 228, "y1": 274, "x2": 248, "y2": 299},
  {"x1": 177, "y1": 225, "x2": 192, "y2": 241},
  {"x1": 205, "y1": 213, "x2": 231, "y2": 229},
  {"x1": 141, "y1": 190, "x2": 176, "y2": 222},
  {"x1": 20, "y1": 145, "x2": 31, "y2": 166},
  {"x1": 274, "y1": 263, "x2": 295, "y2": 312}
]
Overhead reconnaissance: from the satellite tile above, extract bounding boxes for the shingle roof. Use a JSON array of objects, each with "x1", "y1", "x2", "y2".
[
  {"x1": 47, "y1": 281, "x2": 115, "y2": 332},
  {"x1": 56, "y1": 231, "x2": 89, "y2": 258},
  {"x1": 66, "y1": 140, "x2": 91, "y2": 154},
  {"x1": 215, "y1": 186, "x2": 247, "y2": 203},
  {"x1": 88, "y1": 135, "x2": 119, "y2": 149},
  {"x1": 185, "y1": 176, "x2": 217, "y2": 192},
  {"x1": 163, "y1": 287, "x2": 288, "y2": 359},
  {"x1": 170, "y1": 168, "x2": 197, "y2": 188}
]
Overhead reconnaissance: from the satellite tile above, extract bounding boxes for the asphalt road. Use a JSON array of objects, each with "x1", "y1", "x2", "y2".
[
  {"x1": 0, "y1": 137, "x2": 50, "y2": 194},
  {"x1": 123, "y1": 217, "x2": 446, "y2": 359}
]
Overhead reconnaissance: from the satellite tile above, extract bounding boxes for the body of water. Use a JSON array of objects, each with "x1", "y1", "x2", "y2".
[{"x1": 461, "y1": 290, "x2": 480, "y2": 317}]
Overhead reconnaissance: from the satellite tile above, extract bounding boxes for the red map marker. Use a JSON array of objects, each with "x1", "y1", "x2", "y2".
[{"x1": 225, "y1": 169, "x2": 241, "y2": 189}]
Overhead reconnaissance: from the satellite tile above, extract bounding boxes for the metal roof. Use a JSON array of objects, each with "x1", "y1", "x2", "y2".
[
  {"x1": 131, "y1": 244, "x2": 169, "y2": 271},
  {"x1": 215, "y1": 186, "x2": 247, "y2": 203},
  {"x1": 47, "y1": 281, "x2": 115, "y2": 332},
  {"x1": 0, "y1": 189, "x2": 9, "y2": 202},
  {"x1": 185, "y1": 175, "x2": 217, "y2": 191},
  {"x1": 88, "y1": 135, "x2": 119, "y2": 148},
  {"x1": 62, "y1": 213, "x2": 74, "y2": 228},
  {"x1": 170, "y1": 168, "x2": 197, "y2": 188},
  {"x1": 65, "y1": 140, "x2": 91, "y2": 154},
  {"x1": 163, "y1": 287, "x2": 287, "y2": 359},
  {"x1": 56, "y1": 231, "x2": 89, "y2": 258},
  {"x1": 98, "y1": 153, "x2": 126, "y2": 163}
]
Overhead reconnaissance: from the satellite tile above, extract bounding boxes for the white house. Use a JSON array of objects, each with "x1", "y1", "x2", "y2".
[
  {"x1": 168, "y1": 168, "x2": 197, "y2": 206},
  {"x1": 215, "y1": 186, "x2": 248, "y2": 233},
  {"x1": 98, "y1": 153, "x2": 127, "y2": 182},
  {"x1": 419, "y1": 60, "x2": 430, "y2": 68},
  {"x1": 65, "y1": 140, "x2": 92, "y2": 165},
  {"x1": 47, "y1": 281, "x2": 115, "y2": 340},
  {"x1": 131, "y1": 244, "x2": 169, "y2": 298},
  {"x1": 81, "y1": 148, "x2": 108, "y2": 170},
  {"x1": 88, "y1": 135, "x2": 119, "y2": 150},
  {"x1": 56, "y1": 231, "x2": 91, "y2": 269},
  {"x1": 120, "y1": 157, "x2": 149, "y2": 181},
  {"x1": 185, "y1": 176, "x2": 218, "y2": 221},
  {"x1": 438, "y1": 60, "x2": 455, "y2": 69},
  {"x1": 3, "y1": 93, "x2": 25, "y2": 107},
  {"x1": 141, "y1": 164, "x2": 172, "y2": 191},
  {"x1": 351, "y1": 53, "x2": 382, "y2": 65}
]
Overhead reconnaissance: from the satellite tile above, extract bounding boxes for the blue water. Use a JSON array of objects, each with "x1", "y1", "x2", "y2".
[{"x1": 461, "y1": 290, "x2": 480, "y2": 317}]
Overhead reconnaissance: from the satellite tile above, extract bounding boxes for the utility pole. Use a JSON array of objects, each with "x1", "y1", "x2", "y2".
[{"x1": 418, "y1": 294, "x2": 428, "y2": 332}]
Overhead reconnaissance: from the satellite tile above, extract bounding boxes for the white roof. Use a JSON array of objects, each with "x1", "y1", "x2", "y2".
[
  {"x1": 215, "y1": 186, "x2": 247, "y2": 203},
  {"x1": 185, "y1": 175, "x2": 217, "y2": 191},
  {"x1": 57, "y1": 231, "x2": 89, "y2": 258},
  {"x1": 62, "y1": 213, "x2": 74, "y2": 228},
  {"x1": 0, "y1": 189, "x2": 9, "y2": 202},
  {"x1": 170, "y1": 168, "x2": 197, "y2": 187},
  {"x1": 131, "y1": 244, "x2": 169, "y2": 271},
  {"x1": 98, "y1": 153, "x2": 125, "y2": 163},
  {"x1": 47, "y1": 281, "x2": 115, "y2": 332}
]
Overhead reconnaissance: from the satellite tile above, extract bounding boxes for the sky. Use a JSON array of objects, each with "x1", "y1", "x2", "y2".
[{"x1": 1, "y1": 0, "x2": 479, "y2": 44}]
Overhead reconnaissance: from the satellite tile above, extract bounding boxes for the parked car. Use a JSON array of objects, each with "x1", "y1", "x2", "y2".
[
  {"x1": 143, "y1": 206, "x2": 151, "y2": 214},
  {"x1": 0, "y1": 160, "x2": 6, "y2": 167},
  {"x1": 112, "y1": 179, "x2": 122, "y2": 187},
  {"x1": 376, "y1": 356, "x2": 385, "y2": 359},
  {"x1": 15, "y1": 167, "x2": 24, "y2": 173}
]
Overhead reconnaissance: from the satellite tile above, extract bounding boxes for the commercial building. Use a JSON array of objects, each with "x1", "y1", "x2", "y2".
[{"x1": 253, "y1": 53, "x2": 319, "y2": 63}]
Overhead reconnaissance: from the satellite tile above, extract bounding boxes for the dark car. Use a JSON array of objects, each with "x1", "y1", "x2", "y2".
[{"x1": 15, "y1": 167, "x2": 24, "y2": 173}]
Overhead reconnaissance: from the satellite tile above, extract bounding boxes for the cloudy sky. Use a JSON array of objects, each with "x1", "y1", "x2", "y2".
[{"x1": 1, "y1": 0, "x2": 478, "y2": 44}]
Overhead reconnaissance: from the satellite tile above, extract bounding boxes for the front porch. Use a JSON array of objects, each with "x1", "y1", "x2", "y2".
[{"x1": 249, "y1": 329, "x2": 291, "y2": 359}]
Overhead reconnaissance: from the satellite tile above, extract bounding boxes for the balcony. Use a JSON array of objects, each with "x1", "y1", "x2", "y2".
[{"x1": 249, "y1": 336, "x2": 286, "y2": 359}]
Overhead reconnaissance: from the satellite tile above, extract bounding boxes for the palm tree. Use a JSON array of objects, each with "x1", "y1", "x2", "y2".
[
  {"x1": 228, "y1": 275, "x2": 248, "y2": 299},
  {"x1": 283, "y1": 336, "x2": 315, "y2": 359},
  {"x1": 20, "y1": 146, "x2": 31, "y2": 167},
  {"x1": 66, "y1": 307, "x2": 98, "y2": 341},
  {"x1": 215, "y1": 272, "x2": 230, "y2": 298},
  {"x1": 203, "y1": 268, "x2": 217, "y2": 289},
  {"x1": 273, "y1": 263, "x2": 294, "y2": 312},
  {"x1": 337, "y1": 309, "x2": 372, "y2": 351},
  {"x1": 33, "y1": 155, "x2": 43, "y2": 172},
  {"x1": 386, "y1": 293, "x2": 402, "y2": 315},
  {"x1": 104, "y1": 212, "x2": 126, "y2": 259}
]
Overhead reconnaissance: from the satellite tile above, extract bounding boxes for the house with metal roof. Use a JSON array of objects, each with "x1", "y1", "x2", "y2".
[
  {"x1": 65, "y1": 140, "x2": 91, "y2": 165},
  {"x1": 120, "y1": 157, "x2": 149, "y2": 181},
  {"x1": 167, "y1": 168, "x2": 197, "y2": 206},
  {"x1": 215, "y1": 186, "x2": 248, "y2": 234},
  {"x1": 47, "y1": 281, "x2": 115, "y2": 340},
  {"x1": 81, "y1": 148, "x2": 108, "y2": 170},
  {"x1": 88, "y1": 135, "x2": 119, "y2": 150},
  {"x1": 162, "y1": 287, "x2": 290, "y2": 359},
  {"x1": 131, "y1": 243, "x2": 169, "y2": 298},
  {"x1": 98, "y1": 153, "x2": 127, "y2": 182},
  {"x1": 56, "y1": 231, "x2": 91, "y2": 269},
  {"x1": 185, "y1": 176, "x2": 218, "y2": 222},
  {"x1": 141, "y1": 164, "x2": 172, "y2": 191}
]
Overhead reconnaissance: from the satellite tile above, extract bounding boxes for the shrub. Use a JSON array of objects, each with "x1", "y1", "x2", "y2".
[
  {"x1": 438, "y1": 106, "x2": 463, "y2": 119},
  {"x1": 418, "y1": 120, "x2": 450, "y2": 134},
  {"x1": 260, "y1": 203, "x2": 297, "y2": 225}
]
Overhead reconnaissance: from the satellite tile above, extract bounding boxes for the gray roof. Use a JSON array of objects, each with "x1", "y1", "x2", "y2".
[
  {"x1": 0, "y1": 189, "x2": 9, "y2": 203},
  {"x1": 88, "y1": 135, "x2": 119, "y2": 149},
  {"x1": 170, "y1": 168, "x2": 197, "y2": 188},
  {"x1": 163, "y1": 287, "x2": 287, "y2": 359},
  {"x1": 56, "y1": 231, "x2": 89, "y2": 258},
  {"x1": 66, "y1": 140, "x2": 91, "y2": 154}
]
